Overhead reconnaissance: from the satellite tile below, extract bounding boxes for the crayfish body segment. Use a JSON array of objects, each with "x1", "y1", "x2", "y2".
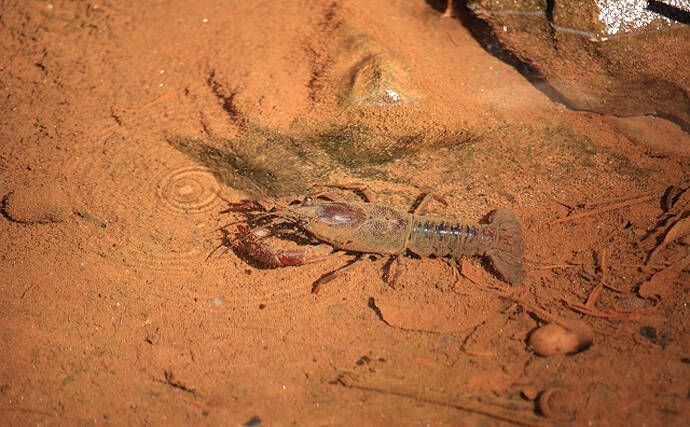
[
  {"x1": 290, "y1": 203, "x2": 412, "y2": 255},
  {"x1": 407, "y1": 208, "x2": 525, "y2": 283}
]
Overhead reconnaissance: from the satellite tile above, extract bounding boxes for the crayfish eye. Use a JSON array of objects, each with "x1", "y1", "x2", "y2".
[{"x1": 302, "y1": 196, "x2": 313, "y2": 206}]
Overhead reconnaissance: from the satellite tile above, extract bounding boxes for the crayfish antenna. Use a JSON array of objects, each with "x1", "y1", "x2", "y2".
[
  {"x1": 205, "y1": 243, "x2": 230, "y2": 261},
  {"x1": 213, "y1": 211, "x2": 280, "y2": 233}
]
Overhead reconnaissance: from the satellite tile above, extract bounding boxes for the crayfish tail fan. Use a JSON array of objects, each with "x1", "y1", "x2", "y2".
[{"x1": 487, "y1": 208, "x2": 526, "y2": 283}]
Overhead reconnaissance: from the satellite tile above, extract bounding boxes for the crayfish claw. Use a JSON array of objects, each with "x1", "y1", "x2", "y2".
[{"x1": 235, "y1": 225, "x2": 333, "y2": 267}]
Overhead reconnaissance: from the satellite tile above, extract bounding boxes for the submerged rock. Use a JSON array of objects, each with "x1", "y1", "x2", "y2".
[
  {"x1": 343, "y1": 52, "x2": 414, "y2": 107},
  {"x1": 333, "y1": 33, "x2": 420, "y2": 108},
  {"x1": 2, "y1": 182, "x2": 72, "y2": 223},
  {"x1": 467, "y1": 0, "x2": 690, "y2": 127}
]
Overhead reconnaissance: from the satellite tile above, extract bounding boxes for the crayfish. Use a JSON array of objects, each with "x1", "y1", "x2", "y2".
[{"x1": 222, "y1": 185, "x2": 526, "y2": 290}]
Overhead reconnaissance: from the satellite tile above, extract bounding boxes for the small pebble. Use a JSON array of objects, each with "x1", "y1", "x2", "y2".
[
  {"x1": 528, "y1": 323, "x2": 588, "y2": 357},
  {"x1": 244, "y1": 415, "x2": 261, "y2": 426},
  {"x1": 520, "y1": 386, "x2": 539, "y2": 401},
  {"x1": 2, "y1": 183, "x2": 72, "y2": 223}
]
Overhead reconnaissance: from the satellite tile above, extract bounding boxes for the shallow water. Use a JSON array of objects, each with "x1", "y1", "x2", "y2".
[{"x1": 1, "y1": 1, "x2": 688, "y2": 425}]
